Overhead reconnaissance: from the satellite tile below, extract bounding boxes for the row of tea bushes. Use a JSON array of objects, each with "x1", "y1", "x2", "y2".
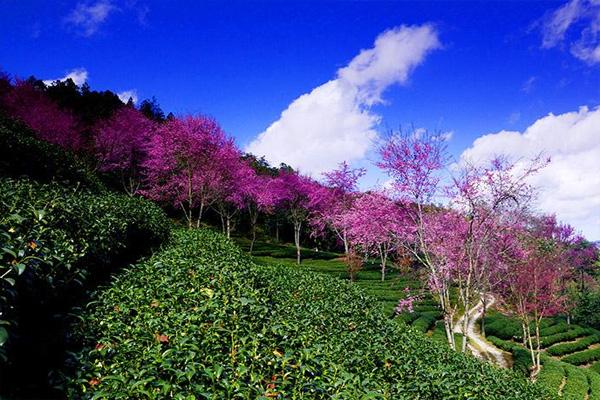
[
  {"x1": 541, "y1": 327, "x2": 595, "y2": 348},
  {"x1": 0, "y1": 177, "x2": 170, "y2": 359},
  {"x1": 562, "y1": 346, "x2": 600, "y2": 366},
  {"x1": 486, "y1": 335, "x2": 600, "y2": 399},
  {"x1": 59, "y1": 228, "x2": 548, "y2": 399},
  {"x1": 546, "y1": 334, "x2": 600, "y2": 357}
]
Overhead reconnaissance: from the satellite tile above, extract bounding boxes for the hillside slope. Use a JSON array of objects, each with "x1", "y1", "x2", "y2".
[{"x1": 61, "y1": 229, "x2": 549, "y2": 399}]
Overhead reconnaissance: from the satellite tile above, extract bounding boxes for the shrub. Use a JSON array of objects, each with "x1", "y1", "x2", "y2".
[
  {"x1": 546, "y1": 334, "x2": 600, "y2": 357},
  {"x1": 539, "y1": 321, "x2": 572, "y2": 337},
  {"x1": 59, "y1": 229, "x2": 548, "y2": 399},
  {"x1": 584, "y1": 369, "x2": 600, "y2": 400},
  {"x1": 541, "y1": 327, "x2": 594, "y2": 348},
  {"x1": 562, "y1": 364, "x2": 589, "y2": 400},
  {"x1": 410, "y1": 311, "x2": 440, "y2": 333},
  {"x1": 562, "y1": 346, "x2": 600, "y2": 366},
  {"x1": 485, "y1": 313, "x2": 523, "y2": 340},
  {"x1": 0, "y1": 178, "x2": 170, "y2": 360},
  {"x1": 536, "y1": 358, "x2": 565, "y2": 396},
  {"x1": 487, "y1": 336, "x2": 520, "y2": 353},
  {"x1": 396, "y1": 311, "x2": 420, "y2": 325}
]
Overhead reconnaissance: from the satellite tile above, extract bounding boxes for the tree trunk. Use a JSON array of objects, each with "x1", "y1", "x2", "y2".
[
  {"x1": 342, "y1": 230, "x2": 349, "y2": 256},
  {"x1": 196, "y1": 202, "x2": 204, "y2": 228},
  {"x1": 275, "y1": 222, "x2": 279, "y2": 242},
  {"x1": 532, "y1": 321, "x2": 542, "y2": 380},
  {"x1": 380, "y1": 246, "x2": 387, "y2": 282},
  {"x1": 438, "y1": 287, "x2": 456, "y2": 351},
  {"x1": 294, "y1": 221, "x2": 301, "y2": 265},
  {"x1": 180, "y1": 202, "x2": 192, "y2": 229},
  {"x1": 461, "y1": 300, "x2": 469, "y2": 353},
  {"x1": 249, "y1": 211, "x2": 258, "y2": 254},
  {"x1": 226, "y1": 216, "x2": 231, "y2": 238},
  {"x1": 444, "y1": 314, "x2": 456, "y2": 351}
]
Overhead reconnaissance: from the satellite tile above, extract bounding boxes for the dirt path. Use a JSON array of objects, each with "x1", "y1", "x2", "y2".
[{"x1": 454, "y1": 296, "x2": 510, "y2": 368}]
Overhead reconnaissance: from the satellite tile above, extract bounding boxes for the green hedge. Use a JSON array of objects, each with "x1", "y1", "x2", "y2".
[
  {"x1": 562, "y1": 346, "x2": 600, "y2": 366},
  {"x1": 536, "y1": 358, "x2": 565, "y2": 397},
  {"x1": 485, "y1": 313, "x2": 523, "y2": 340},
  {"x1": 539, "y1": 321, "x2": 572, "y2": 337},
  {"x1": 0, "y1": 178, "x2": 170, "y2": 359},
  {"x1": 585, "y1": 369, "x2": 600, "y2": 400},
  {"x1": 486, "y1": 336, "x2": 520, "y2": 353},
  {"x1": 59, "y1": 229, "x2": 548, "y2": 399},
  {"x1": 562, "y1": 364, "x2": 589, "y2": 400},
  {"x1": 541, "y1": 327, "x2": 595, "y2": 348},
  {"x1": 411, "y1": 311, "x2": 440, "y2": 333},
  {"x1": 546, "y1": 334, "x2": 600, "y2": 357}
]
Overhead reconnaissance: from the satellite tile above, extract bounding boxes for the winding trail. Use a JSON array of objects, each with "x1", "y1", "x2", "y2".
[{"x1": 454, "y1": 295, "x2": 510, "y2": 368}]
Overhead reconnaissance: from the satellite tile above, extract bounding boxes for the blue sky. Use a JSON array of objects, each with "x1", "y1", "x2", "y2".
[{"x1": 1, "y1": 0, "x2": 599, "y2": 238}]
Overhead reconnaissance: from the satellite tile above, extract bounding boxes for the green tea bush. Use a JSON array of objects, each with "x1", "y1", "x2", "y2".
[
  {"x1": 429, "y1": 320, "x2": 463, "y2": 347},
  {"x1": 485, "y1": 313, "x2": 523, "y2": 340},
  {"x1": 541, "y1": 327, "x2": 594, "y2": 348},
  {"x1": 536, "y1": 358, "x2": 565, "y2": 396},
  {"x1": 539, "y1": 321, "x2": 572, "y2": 337},
  {"x1": 562, "y1": 364, "x2": 589, "y2": 400},
  {"x1": 396, "y1": 311, "x2": 420, "y2": 325},
  {"x1": 413, "y1": 305, "x2": 440, "y2": 312},
  {"x1": 0, "y1": 177, "x2": 170, "y2": 357},
  {"x1": 486, "y1": 336, "x2": 520, "y2": 353},
  {"x1": 591, "y1": 361, "x2": 600, "y2": 374},
  {"x1": 411, "y1": 311, "x2": 440, "y2": 333},
  {"x1": 562, "y1": 346, "x2": 600, "y2": 366},
  {"x1": 60, "y1": 229, "x2": 548, "y2": 399},
  {"x1": 585, "y1": 369, "x2": 600, "y2": 400},
  {"x1": 546, "y1": 334, "x2": 600, "y2": 357}
]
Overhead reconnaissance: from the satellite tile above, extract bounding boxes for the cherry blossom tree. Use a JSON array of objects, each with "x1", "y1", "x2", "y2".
[
  {"x1": 245, "y1": 174, "x2": 282, "y2": 253},
  {"x1": 273, "y1": 171, "x2": 319, "y2": 265},
  {"x1": 142, "y1": 115, "x2": 229, "y2": 228},
  {"x1": 312, "y1": 162, "x2": 365, "y2": 255},
  {"x1": 93, "y1": 107, "x2": 156, "y2": 195},
  {"x1": 1, "y1": 80, "x2": 81, "y2": 151},
  {"x1": 213, "y1": 153, "x2": 257, "y2": 238},
  {"x1": 568, "y1": 236, "x2": 599, "y2": 293},
  {"x1": 446, "y1": 156, "x2": 547, "y2": 352},
  {"x1": 495, "y1": 216, "x2": 574, "y2": 380},
  {"x1": 344, "y1": 191, "x2": 407, "y2": 281},
  {"x1": 376, "y1": 129, "x2": 458, "y2": 346}
]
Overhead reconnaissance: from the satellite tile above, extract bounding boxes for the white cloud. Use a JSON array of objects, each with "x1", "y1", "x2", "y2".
[
  {"x1": 541, "y1": 0, "x2": 600, "y2": 64},
  {"x1": 43, "y1": 68, "x2": 88, "y2": 86},
  {"x1": 64, "y1": 0, "x2": 116, "y2": 37},
  {"x1": 460, "y1": 106, "x2": 600, "y2": 240},
  {"x1": 246, "y1": 25, "x2": 440, "y2": 176},
  {"x1": 117, "y1": 89, "x2": 138, "y2": 104}
]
